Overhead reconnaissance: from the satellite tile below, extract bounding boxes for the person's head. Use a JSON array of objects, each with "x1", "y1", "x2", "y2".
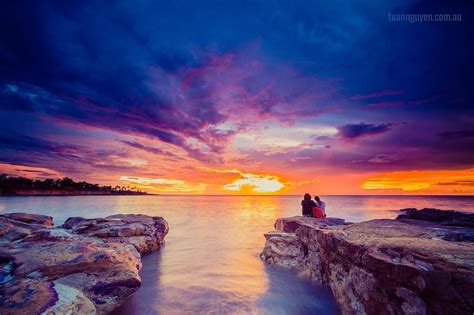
[
  {"x1": 303, "y1": 193, "x2": 311, "y2": 201},
  {"x1": 314, "y1": 196, "x2": 321, "y2": 202}
]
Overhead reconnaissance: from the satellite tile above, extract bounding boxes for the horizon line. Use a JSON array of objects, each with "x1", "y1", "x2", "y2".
[{"x1": 138, "y1": 194, "x2": 474, "y2": 197}]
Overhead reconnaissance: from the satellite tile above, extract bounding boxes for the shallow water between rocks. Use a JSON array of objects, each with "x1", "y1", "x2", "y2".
[{"x1": 1, "y1": 195, "x2": 473, "y2": 314}]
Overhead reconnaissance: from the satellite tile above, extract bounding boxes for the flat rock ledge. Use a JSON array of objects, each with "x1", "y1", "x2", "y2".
[
  {"x1": 0, "y1": 212, "x2": 169, "y2": 314},
  {"x1": 260, "y1": 210, "x2": 474, "y2": 315}
]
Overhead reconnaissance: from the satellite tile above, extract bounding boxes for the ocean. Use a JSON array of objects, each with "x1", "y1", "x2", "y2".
[{"x1": 1, "y1": 195, "x2": 473, "y2": 314}]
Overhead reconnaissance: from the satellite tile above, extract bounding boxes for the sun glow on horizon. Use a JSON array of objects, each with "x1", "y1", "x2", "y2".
[
  {"x1": 199, "y1": 167, "x2": 285, "y2": 193},
  {"x1": 223, "y1": 173, "x2": 285, "y2": 193},
  {"x1": 2, "y1": 162, "x2": 472, "y2": 196}
]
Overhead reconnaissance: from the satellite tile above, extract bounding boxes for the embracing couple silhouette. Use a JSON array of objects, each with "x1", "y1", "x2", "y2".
[{"x1": 301, "y1": 193, "x2": 326, "y2": 218}]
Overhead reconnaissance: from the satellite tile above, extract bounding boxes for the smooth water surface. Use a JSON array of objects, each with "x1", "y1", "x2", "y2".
[{"x1": 1, "y1": 195, "x2": 473, "y2": 314}]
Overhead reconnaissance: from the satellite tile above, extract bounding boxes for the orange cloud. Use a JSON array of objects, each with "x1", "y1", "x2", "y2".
[
  {"x1": 362, "y1": 169, "x2": 474, "y2": 195},
  {"x1": 0, "y1": 163, "x2": 63, "y2": 178},
  {"x1": 120, "y1": 176, "x2": 206, "y2": 193}
]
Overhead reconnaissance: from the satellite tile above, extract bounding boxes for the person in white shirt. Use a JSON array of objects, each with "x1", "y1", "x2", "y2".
[{"x1": 314, "y1": 196, "x2": 326, "y2": 218}]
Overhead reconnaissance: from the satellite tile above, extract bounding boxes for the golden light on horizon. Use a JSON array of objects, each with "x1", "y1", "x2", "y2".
[
  {"x1": 120, "y1": 176, "x2": 206, "y2": 193},
  {"x1": 362, "y1": 169, "x2": 474, "y2": 194},
  {"x1": 119, "y1": 170, "x2": 286, "y2": 194},
  {"x1": 363, "y1": 177, "x2": 431, "y2": 191}
]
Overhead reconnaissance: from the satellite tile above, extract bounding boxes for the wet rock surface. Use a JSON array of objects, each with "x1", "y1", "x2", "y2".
[
  {"x1": 2, "y1": 212, "x2": 53, "y2": 227},
  {"x1": 0, "y1": 213, "x2": 168, "y2": 314},
  {"x1": 397, "y1": 207, "x2": 474, "y2": 228},
  {"x1": 63, "y1": 214, "x2": 169, "y2": 255},
  {"x1": 261, "y1": 211, "x2": 474, "y2": 315}
]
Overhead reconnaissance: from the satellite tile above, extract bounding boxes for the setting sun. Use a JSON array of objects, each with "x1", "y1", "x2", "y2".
[{"x1": 223, "y1": 173, "x2": 285, "y2": 193}]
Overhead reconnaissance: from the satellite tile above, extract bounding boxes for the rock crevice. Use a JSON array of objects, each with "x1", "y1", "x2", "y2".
[{"x1": 260, "y1": 210, "x2": 474, "y2": 315}]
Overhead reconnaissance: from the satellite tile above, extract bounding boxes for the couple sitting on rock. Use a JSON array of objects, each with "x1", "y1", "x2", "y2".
[{"x1": 301, "y1": 193, "x2": 326, "y2": 218}]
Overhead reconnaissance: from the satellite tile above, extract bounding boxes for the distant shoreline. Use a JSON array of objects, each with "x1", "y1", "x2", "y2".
[
  {"x1": 0, "y1": 189, "x2": 149, "y2": 196},
  {"x1": 0, "y1": 176, "x2": 149, "y2": 196}
]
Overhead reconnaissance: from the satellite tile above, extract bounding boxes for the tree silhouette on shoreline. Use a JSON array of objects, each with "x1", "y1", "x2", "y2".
[{"x1": 0, "y1": 174, "x2": 146, "y2": 195}]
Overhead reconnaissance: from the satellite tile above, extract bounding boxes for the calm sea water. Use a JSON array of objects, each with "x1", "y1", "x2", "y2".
[{"x1": 1, "y1": 195, "x2": 473, "y2": 314}]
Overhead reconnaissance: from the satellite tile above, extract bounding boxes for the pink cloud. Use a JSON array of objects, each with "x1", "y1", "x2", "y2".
[{"x1": 149, "y1": 49, "x2": 338, "y2": 128}]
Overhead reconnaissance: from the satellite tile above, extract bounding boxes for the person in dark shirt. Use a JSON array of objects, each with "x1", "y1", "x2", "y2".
[{"x1": 301, "y1": 193, "x2": 316, "y2": 217}]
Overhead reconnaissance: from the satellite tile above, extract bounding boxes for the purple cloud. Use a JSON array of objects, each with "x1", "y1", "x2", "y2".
[
  {"x1": 438, "y1": 129, "x2": 474, "y2": 141},
  {"x1": 368, "y1": 154, "x2": 401, "y2": 164},
  {"x1": 121, "y1": 140, "x2": 180, "y2": 159},
  {"x1": 0, "y1": 130, "x2": 138, "y2": 175},
  {"x1": 337, "y1": 122, "x2": 393, "y2": 140},
  {"x1": 366, "y1": 101, "x2": 405, "y2": 108},
  {"x1": 351, "y1": 90, "x2": 404, "y2": 101},
  {"x1": 0, "y1": 0, "x2": 472, "y2": 182},
  {"x1": 0, "y1": 47, "x2": 336, "y2": 163}
]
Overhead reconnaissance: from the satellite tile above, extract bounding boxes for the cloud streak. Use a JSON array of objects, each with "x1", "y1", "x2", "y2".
[
  {"x1": 337, "y1": 123, "x2": 393, "y2": 140},
  {"x1": 362, "y1": 169, "x2": 474, "y2": 193},
  {"x1": 120, "y1": 176, "x2": 206, "y2": 193}
]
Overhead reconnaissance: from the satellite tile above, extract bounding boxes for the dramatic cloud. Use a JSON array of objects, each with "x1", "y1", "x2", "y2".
[
  {"x1": 337, "y1": 123, "x2": 393, "y2": 140},
  {"x1": 0, "y1": 48, "x2": 334, "y2": 162},
  {"x1": 0, "y1": 1, "x2": 472, "y2": 194},
  {"x1": 0, "y1": 129, "x2": 144, "y2": 178}
]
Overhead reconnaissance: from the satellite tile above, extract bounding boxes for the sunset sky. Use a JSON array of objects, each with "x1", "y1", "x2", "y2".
[{"x1": 0, "y1": 1, "x2": 473, "y2": 195}]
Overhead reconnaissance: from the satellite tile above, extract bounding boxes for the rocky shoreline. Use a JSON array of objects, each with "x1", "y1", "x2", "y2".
[
  {"x1": 0, "y1": 212, "x2": 168, "y2": 314},
  {"x1": 260, "y1": 209, "x2": 474, "y2": 315}
]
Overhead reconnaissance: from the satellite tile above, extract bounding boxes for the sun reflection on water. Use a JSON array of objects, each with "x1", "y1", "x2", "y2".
[{"x1": 0, "y1": 195, "x2": 472, "y2": 314}]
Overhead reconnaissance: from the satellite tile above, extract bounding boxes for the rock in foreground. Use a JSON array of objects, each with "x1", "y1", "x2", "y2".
[
  {"x1": 0, "y1": 212, "x2": 168, "y2": 314},
  {"x1": 63, "y1": 214, "x2": 169, "y2": 255},
  {"x1": 260, "y1": 212, "x2": 474, "y2": 315}
]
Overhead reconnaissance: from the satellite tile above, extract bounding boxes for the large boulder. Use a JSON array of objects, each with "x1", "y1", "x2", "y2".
[
  {"x1": 0, "y1": 213, "x2": 168, "y2": 314},
  {"x1": 261, "y1": 214, "x2": 474, "y2": 315},
  {"x1": 0, "y1": 213, "x2": 54, "y2": 242},
  {"x1": 62, "y1": 214, "x2": 169, "y2": 255},
  {"x1": 2, "y1": 212, "x2": 53, "y2": 227}
]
